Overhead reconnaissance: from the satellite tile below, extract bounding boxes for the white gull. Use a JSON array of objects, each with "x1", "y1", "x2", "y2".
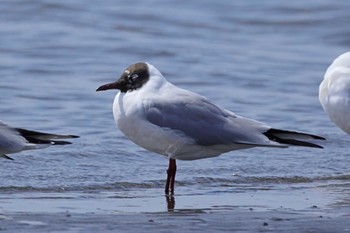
[{"x1": 97, "y1": 62, "x2": 324, "y2": 194}]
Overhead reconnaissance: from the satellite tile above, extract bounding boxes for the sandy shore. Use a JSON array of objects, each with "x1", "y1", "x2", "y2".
[
  {"x1": 1, "y1": 207, "x2": 350, "y2": 233},
  {"x1": 0, "y1": 210, "x2": 350, "y2": 232},
  {"x1": 1, "y1": 184, "x2": 350, "y2": 232}
]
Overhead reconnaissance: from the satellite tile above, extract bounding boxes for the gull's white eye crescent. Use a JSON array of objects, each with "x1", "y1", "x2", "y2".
[{"x1": 130, "y1": 74, "x2": 139, "y2": 81}]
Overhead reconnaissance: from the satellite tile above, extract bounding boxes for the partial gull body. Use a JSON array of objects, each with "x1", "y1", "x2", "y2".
[
  {"x1": 0, "y1": 121, "x2": 79, "y2": 160},
  {"x1": 319, "y1": 51, "x2": 350, "y2": 134},
  {"x1": 97, "y1": 62, "x2": 324, "y2": 194}
]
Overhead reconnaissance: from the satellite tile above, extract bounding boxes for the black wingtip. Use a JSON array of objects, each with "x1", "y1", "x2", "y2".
[
  {"x1": 264, "y1": 128, "x2": 325, "y2": 148},
  {"x1": 310, "y1": 135, "x2": 326, "y2": 140},
  {"x1": 2, "y1": 154, "x2": 14, "y2": 160},
  {"x1": 265, "y1": 128, "x2": 325, "y2": 141},
  {"x1": 285, "y1": 139, "x2": 324, "y2": 149},
  {"x1": 271, "y1": 138, "x2": 324, "y2": 149},
  {"x1": 51, "y1": 140, "x2": 73, "y2": 145},
  {"x1": 15, "y1": 128, "x2": 80, "y2": 140}
]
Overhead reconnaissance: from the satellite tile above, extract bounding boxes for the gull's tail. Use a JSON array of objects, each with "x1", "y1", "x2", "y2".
[
  {"x1": 15, "y1": 128, "x2": 79, "y2": 147},
  {"x1": 263, "y1": 128, "x2": 325, "y2": 148}
]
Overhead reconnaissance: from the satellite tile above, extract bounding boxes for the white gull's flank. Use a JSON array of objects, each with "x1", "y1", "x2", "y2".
[{"x1": 319, "y1": 51, "x2": 350, "y2": 134}]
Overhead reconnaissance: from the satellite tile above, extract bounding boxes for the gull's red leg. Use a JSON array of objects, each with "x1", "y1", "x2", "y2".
[
  {"x1": 169, "y1": 159, "x2": 177, "y2": 194},
  {"x1": 165, "y1": 159, "x2": 177, "y2": 194}
]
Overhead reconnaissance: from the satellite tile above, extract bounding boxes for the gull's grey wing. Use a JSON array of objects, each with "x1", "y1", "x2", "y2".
[
  {"x1": 0, "y1": 121, "x2": 27, "y2": 155},
  {"x1": 143, "y1": 96, "x2": 273, "y2": 146}
]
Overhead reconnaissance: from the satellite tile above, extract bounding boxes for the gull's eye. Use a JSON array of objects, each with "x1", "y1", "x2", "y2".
[{"x1": 128, "y1": 73, "x2": 139, "y2": 83}]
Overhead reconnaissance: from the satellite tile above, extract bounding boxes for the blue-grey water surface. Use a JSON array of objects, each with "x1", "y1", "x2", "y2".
[{"x1": 1, "y1": 0, "x2": 350, "y2": 215}]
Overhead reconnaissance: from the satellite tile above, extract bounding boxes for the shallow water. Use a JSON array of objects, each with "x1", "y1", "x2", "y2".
[{"x1": 1, "y1": 0, "x2": 350, "y2": 217}]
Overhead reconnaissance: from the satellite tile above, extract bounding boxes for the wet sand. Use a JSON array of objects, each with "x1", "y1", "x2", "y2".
[
  {"x1": 1, "y1": 187, "x2": 350, "y2": 232},
  {"x1": 1, "y1": 207, "x2": 349, "y2": 233}
]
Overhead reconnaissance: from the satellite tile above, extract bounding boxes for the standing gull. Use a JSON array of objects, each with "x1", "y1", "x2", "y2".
[
  {"x1": 97, "y1": 62, "x2": 324, "y2": 194},
  {"x1": 319, "y1": 51, "x2": 350, "y2": 134},
  {"x1": 0, "y1": 121, "x2": 79, "y2": 160}
]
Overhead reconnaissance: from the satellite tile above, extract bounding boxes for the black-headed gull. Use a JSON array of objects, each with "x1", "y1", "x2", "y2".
[
  {"x1": 319, "y1": 51, "x2": 350, "y2": 134},
  {"x1": 97, "y1": 62, "x2": 324, "y2": 194},
  {"x1": 0, "y1": 121, "x2": 79, "y2": 160}
]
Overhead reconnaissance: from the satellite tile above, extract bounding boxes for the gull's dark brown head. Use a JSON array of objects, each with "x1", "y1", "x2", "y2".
[{"x1": 96, "y1": 62, "x2": 150, "y2": 93}]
